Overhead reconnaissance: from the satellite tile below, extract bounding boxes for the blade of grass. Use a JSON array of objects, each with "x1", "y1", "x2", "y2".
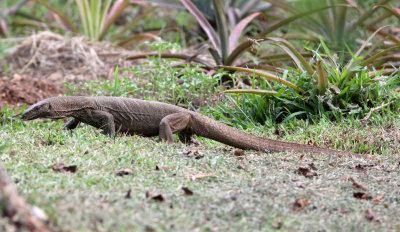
[
  {"x1": 125, "y1": 52, "x2": 215, "y2": 69},
  {"x1": 266, "y1": 37, "x2": 315, "y2": 76},
  {"x1": 111, "y1": 6, "x2": 156, "y2": 42},
  {"x1": 35, "y1": 0, "x2": 78, "y2": 32},
  {"x1": 222, "y1": 65, "x2": 303, "y2": 92},
  {"x1": 225, "y1": 89, "x2": 277, "y2": 95},
  {"x1": 212, "y1": 0, "x2": 229, "y2": 63},
  {"x1": 316, "y1": 60, "x2": 328, "y2": 95}
]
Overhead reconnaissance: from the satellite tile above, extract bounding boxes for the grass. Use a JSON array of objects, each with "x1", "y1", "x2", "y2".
[{"x1": 1, "y1": 109, "x2": 399, "y2": 231}]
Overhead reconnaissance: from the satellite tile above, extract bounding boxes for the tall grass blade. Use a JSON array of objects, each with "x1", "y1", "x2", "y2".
[
  {"x1": 266, "y1": 37, "x2": 315, "y2": 76},
  {"x1": 111, "y1": 6, "x2": 156, "y2": 42},
  {"x1": 212, "y1": 0, "x2": 229, "y2": 63},
  {"x1": 374, "y1": 5, "x2": 400, "y2": 20},
  {"x1": 316, "y1": 60, "x2": 328, "y2": 95},
  {"x1": 35, "y1": 0, "x2": 78, "y2": 32},
  {"x1": 222, "y1": 65, "x2": 304, "y2": 92},
  {"x1": 225, "y1": 89, "x2": 277, "y2": 95},
  {"x1": 226, "y1": 6, "x2": 333, "y2": 65}
]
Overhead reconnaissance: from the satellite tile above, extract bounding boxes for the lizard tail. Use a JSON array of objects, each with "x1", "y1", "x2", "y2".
[{"x1": 191, "y1": 113, "x2": 356, "y2": 157}]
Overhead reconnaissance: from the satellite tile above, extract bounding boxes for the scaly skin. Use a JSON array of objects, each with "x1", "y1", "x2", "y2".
[{"x1": 21, "y1": 96, "x2": 361, "y2": 157}]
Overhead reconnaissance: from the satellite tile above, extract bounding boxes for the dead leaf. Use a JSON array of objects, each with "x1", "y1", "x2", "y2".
[
  {"x1": 183, "y1": 150, "x2": 204, "y2": 159},
  {"x1": 182, "y1": 187, "x2": 193, "y2": 196},
  {"x1": 353, "y1": 192, "x2": 372, "y2": 200},
  {"x1": 145, "y1": 225, "x2": 155, "y2": 232},
  {"x1": 372, "y1": 193, "x2": 384, "y2": 204},
  {"x1": 190, "y1": 173, "x2": 216, "y2": 181},
  {"x1": 349, "y1": 176, "x2": 367, "y2": 190},
  {"x1": 292, "y1": 198, "x2": 310, "y2": 211},
  {"x1": 365, "y1": 209, "x2": 382, "y2": 223},
  {"x1": 51, "y1": 162, "x2": 77, "y2": 173},
  {"x1": 237, "y1": 162, "x2": 249, "y2": 170},
  {"x1": 340, "y1": 175, "x2": 350, "y2": 181},
  {"x1": 296, "y1": 167, "x2": 318, "y2": 178},
  {"x1": 233, "y1": 149, "x2": 245, "y2": 156},
  {"x1": 308, "y1": 163, "x2": 320, "y2": 170},
  {"x1": 125, "y1": 189, "x2": 131, "y2": 199},
  {"x1": 145, "y1": 192, "x2": 164, "y2": 202},
  {"x1": 354, "y1": 163, "x2": 375, "y2": 171},
  {"x1": 155, "y1": 165, "x2": 168, "y2": 172},
  {"x1": 272, "y1": 221, "x2": 282, "y2": 229},
  {"x1": 116, "y1": 168, "x2": 133, "y2": 176},
  {"x1": 340, "y1": 207, "x2": 347, "y2": 214}
]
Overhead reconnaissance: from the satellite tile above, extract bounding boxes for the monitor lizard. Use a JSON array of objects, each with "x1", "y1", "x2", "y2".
[{"x1": 20, "y1": 96, "x2": 361, "y2": 157}]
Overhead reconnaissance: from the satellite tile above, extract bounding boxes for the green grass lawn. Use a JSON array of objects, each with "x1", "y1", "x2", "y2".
[{"x1": 1, "y1": 113, "x2": 399, "y2": 231}]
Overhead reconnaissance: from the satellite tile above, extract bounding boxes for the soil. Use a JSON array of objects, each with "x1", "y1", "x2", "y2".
[
  {"x1": 0, "y1": 74, "x2": 64, "y2": 108},
  {"x1": 0, "y1": 31, "x2": 139, "y2": 107}
]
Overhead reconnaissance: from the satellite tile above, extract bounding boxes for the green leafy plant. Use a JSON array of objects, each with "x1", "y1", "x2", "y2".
[
  {"x1": 35, "y1": 0, "x2": 156, "y2": 43},
  {"x1": 127, "y1": 0, "x2": 331, "y2": 70},
  {"x1": 264, "y1": 0, "x2": 398, "y2": 51},
  {"x1": 218, "y1": 35, "x2": 400, "y2": 123}
]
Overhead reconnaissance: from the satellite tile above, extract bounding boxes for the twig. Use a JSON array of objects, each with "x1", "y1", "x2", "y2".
[
  {"x1": 0, "y1": 163, "x2": 50, "y2": 232},
  {"x1": 362, "y1": 101, "x2": 394, "y2": 121}
]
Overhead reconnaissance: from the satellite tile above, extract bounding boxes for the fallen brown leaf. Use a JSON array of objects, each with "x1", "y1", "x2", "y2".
[
  {"x1": 155, "y1": 165, "x2": 168, "y2": 172},
  {"x1": 51, "y1": 162, "x2": 77, "y2": 173},
  {"x1": 372, "y1": 193, "x2": 384, "y2": 204},
  {"x1": 354, "y1": 163, "x2": 375, "y2": 171},
  {"x1": 190, "y1": 173, "x2": 216, "y2": 181},
  {"x1": 125, "y1": 189, "x2": 131, "y2": 199},
  {"x1": 292, "y1": 198, "x2": 310, "y2": 211},
  {"x1": 272, "y1": 221, "x2": 282, "y2": 229},
  {"x1": 296, "y1": 167, "x2": 318, "y2": 178},
  {"x1": 183, "y1": 150, "x2": 204, "y2": 159},
  {"x1": 182, "y1": 187, "x2": 193, "y2": 196},
  {"x1": 233, "y1": 149, "x2": 246, "y2": 156},
  {"x1": 349, "y1": 176, "x2": 367, "y2": 190},
  {"x1": 365, "y1": 209, "x2": 382, "y2": 223},
  {"x1": 353, "y1": 192, "x2": 372, "y2": 200},
  {"x1": 116, "y1": 168, "x2": 133, "y2": 176},
  {"x1": 308, "y1": 163, "x2": 320, "y2": 170},
  {"x1": 237, "y1": 162, "x2": 249, "y2": 170},
  {"x1": 145, "y1": 192, "x2": 164, "y2": 202}
]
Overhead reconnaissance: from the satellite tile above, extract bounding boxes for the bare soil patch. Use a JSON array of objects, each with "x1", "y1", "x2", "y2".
[
  {"x1": 0, "y1": 31, "x2": 140, "y2": 107},
  {"x1": 0, "y1": 74, "x2": 64, "y2": 107}
]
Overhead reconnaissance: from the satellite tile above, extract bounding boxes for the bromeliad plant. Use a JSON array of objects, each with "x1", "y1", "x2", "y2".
[
  {"x1": 126, "y1": 0, "x2": 332, "y2": 70},
  {"x1": 264, "y1": 0, "x2": 399, "y2": 51},
  {"x1": 35, "y1": 0, "x2": 157, "y2": 44}
]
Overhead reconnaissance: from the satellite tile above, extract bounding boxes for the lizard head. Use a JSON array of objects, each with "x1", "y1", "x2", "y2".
[{"x1": 20, "y1": 99, "x2": 54, "y2": 120}]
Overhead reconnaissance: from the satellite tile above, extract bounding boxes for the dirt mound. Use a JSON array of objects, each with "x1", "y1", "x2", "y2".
[
  {"x1": 2, "y1": 31, "x2": 136, "y2": 85},
  {"x1": 0, "y1": 74, "x2": 64, "y2": 108}
]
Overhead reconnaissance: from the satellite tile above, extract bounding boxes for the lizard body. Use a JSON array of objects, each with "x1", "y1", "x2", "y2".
[{"x1": 21, "y1": 96, "x2": 357, "y2": 156}]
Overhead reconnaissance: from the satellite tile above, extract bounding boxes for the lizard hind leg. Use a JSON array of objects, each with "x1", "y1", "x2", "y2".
[{"x1": 159, "y1": 112, "x2": 191, "y2": 144}]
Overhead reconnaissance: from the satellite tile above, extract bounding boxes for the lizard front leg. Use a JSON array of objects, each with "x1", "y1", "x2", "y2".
[
  {"x1": 63, "y1": 118, "x2": 80, "y2": 130},
  {"x1": 86, "y1": 110, "x2": 116, "y2": 136},
  {"x1": 159, "y1": 112, "x2": 191, "y2": 143}
]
